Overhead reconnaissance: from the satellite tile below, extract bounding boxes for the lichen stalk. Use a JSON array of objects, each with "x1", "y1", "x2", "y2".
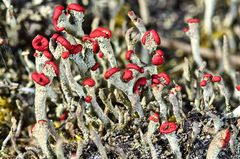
[{"x1": 186, "y1": 20, "x2": 203, "y2": 67}]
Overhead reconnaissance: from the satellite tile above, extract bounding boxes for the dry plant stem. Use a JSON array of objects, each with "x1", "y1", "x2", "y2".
[
  {"x1": 186, "y1": 22, "x2": 203, "y2": 67},
  {"x1": 161, "y1": 37, "x2": 240, "y2": 67},
  {"x1": 183, "y1": 58, "x2": 194, "y2": 101},
  {"x1": 21, "y1": 51, "x2": 35, "y2": 72},
  {"x1": 206, "y1": 129, "x2": 230, "y2": 159},
  {"x1": 15, "y1": 100, "x2": 24, "y2": 137},
  {"x1": 224, "y1": 0, "x2": 239, "y2": 27},
  {"x1": 89, "y1": 125, "x2": 108, "y2": 159},
  {"x1": 0, "y1": 117, "x2": 21, "y2": 155},
  {"x1": 203, "y1": 0, "x2": 216, "y2": 35},
  {"x1": 213, "y1": 39, "x2": 223, "y2": 68},
  {"x1": 222, "y1": 35, "x2": 235, "y2": 83},
  {"x1": 2, "y1": 117, "x2": 23, "y2": 157},
  {"x1": 138, "y1": 0, "x2": 150, "y2": 24},
  {"x1": 3, "y1": 0, "x2": 17, "y2": 28},
  {"x1": 225, "y1": 28, "x2": 237, "y2": 53}
]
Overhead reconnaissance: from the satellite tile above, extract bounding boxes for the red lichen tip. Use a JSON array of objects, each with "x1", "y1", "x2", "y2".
[
  {"x1": 200, "y1": 80, "x2": 207, "y2": 87},
  {"x1": 159, "y1": 122, "x2": 177, "y2": 134},
  {"x1": 37, "y1": 119, "x2": 48, "y2": 124},
  {"x1": 43, "y1": 50, "x2": 53, "y2": 60},
  {"x1": 59, "y1": 110, "x2": 68, "y2": 121},
  {"x1": 98, "y1": 52, "x2": 104, "y2": 58},
  {"x1": 92, "y1": 41, "x2": 100, "y2": 53},
  {"x1": 155, "y1": 50, "x2": 164, "y2": 56},
  {"x1": 169, "y1": 90, "x2": 175, "y2": 94},
  {"x1": 32, "y1": 34, "x2": 49, "y2": 51},
  {"x1": 151, "y1": 74, "x2": 160, "y2": 84},
  {"x1": 142, "y1": 29, "x2": 161, "y2": 45},
  {"x1": 70, "y1": 44, "x2": 82, "y2": 54},
  {"x1": 236, "y1": 85, "x2": 240, "y2": 91},
  {"x1": 125, "y1": 50, "x2": 134, "y2": 61},
  {"x1": 44, "y1": 61, "x2": 60, "y2": 76},
  {"x1": 90, "y1": 27, "x2": 112, "y2": 39},
  {"x1": 157, "y1": 72, "x2": 171, "y2": 86},
  {"x1": 104, "y1": 67, "x2": 121, "y2": 79},
  {"x1": 212, "y1": 76, "x2": 222, "y2": 83},
  {"x1": 91, "y1": 62, "x2": 99, "y2": 71},
  {"x1": 96, "y1": 27, "x2": 112, "y2": 38},
  {"x1": 62, "y1": 51, "x2": 70, "y2": 59},
  {"x1": 221, "y1": 129, "x2": 231, "y2": 148},
  {"x1": 183, "y1": 27, "x2": 189, "y2": 33},
  {"x1": 67, "y1": 3, "x2": 85, "y2": 13},
  {"x1": 82, "y1": 78, "x2": 96, "y2": 87},
  {"x1": 0, "y1": 38, "x2": 4, "y2": 45},
  {"x1": 148, "y1": 113, "x2": 160, "y2": 123},
  {"x1": 126, "y1": 63, "x2": 144, "y2": 73},
  {"x1": 51, "y1": 33, "x2": 60, "y2": 40},
  {"x1": 30, "y1": 124, "x2": 36, "y2": 133},
  {"x1": 53, "y1": 5, "x2": 65, "y2": 32},
  {"x1": 152, "y1": 54, "x2": 164, "y2": 66},
  {"x1": 122, "y1": 69, "x2": 133, "y2": 82},
  {"x1": 133, "y1": 77, "x2": 147, "y2": 94},
  {"x1": 33, "y1": 52, "x2": 38, "y2": 57},
  {"x1": 31, "y1": 71, "x2": 50, "y2": 86},
  {"x1": 82, "y1": 35, "x2": 92, "y2": 42},
  {"x1": 85, "y1": 95, "x2": 92, "y2": 103},
  {"x1": 204, "y1": 73, "x2": 213, "y2": 79},
  {"x1": 187, "y1": 18, "x2": 200, "y2": 23},
  {"x1": 53, "y1": 5, "x2": 65, "y2": 21},
  {"x1": 128, "y1": 11, "x2": 134, "y2": 16},
  {"x1": 175, "y1": 85, "x2": 182, "y2": 92},
  {"x1": 56, "y1": 36, "x2": 72, "y2": 50}
]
